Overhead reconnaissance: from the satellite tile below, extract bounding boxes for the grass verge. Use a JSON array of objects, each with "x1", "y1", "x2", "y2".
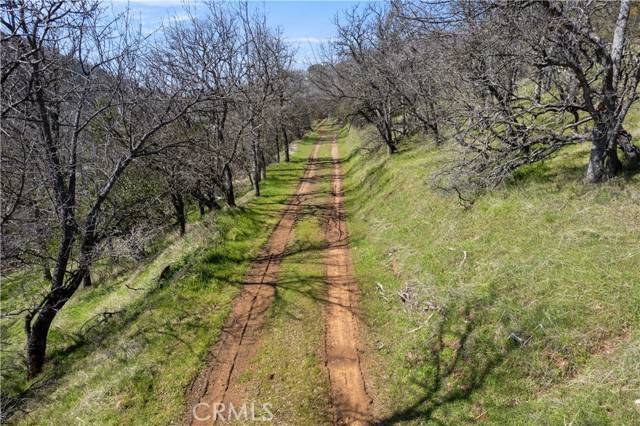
[{"x1": 340, "y1": 124, "x2": 640, "y2": 424}]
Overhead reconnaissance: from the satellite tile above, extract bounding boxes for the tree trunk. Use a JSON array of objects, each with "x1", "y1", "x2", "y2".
[
  {"x1": 586, "y1": 120, "x2": 620, "y2": 182},
  {"x1": 384, "y1": 120, "x2": 396, "y2": 154},
  {"x1": 171, "y1": 193, "x2": 186, "y2": 236},
  {"x1": 611, "y1": 0, "x2": 631, "y2": 89},
  {"x1": 223, "y1": 164, "x2": 236, "y2": 207},
  {"x1": 83, "y1": 269, "x2": 92, "y2": 287},
  {"x1": 534, "y1": 70, "x2": 543, "y2": 104},
  {"x1": 386, "y1": 143, "x2": 397, "y2": 155},
  {"x1": 247, "y1": 169, "x2": 254, "y2": 188},
  {"x1": 275, "y1": 131, "x2": 281, "y2": 163},
  {"x1": 586, "y1": 126, "x2": 608, "y2": 183},
  {"x1": 586, "y1": 0, "x2": 633, "y2": 182},
  {"x1": 260, "y1": 150, "x2": 267, "y2": 180},
  {"x1": 618, "y1": 129, "x2": 640, "y2": 167},
  {"x1": 283, "y1": 126, "x2": 290, "y2": 162},
  {"x1": 25, "y1": 272, "x2": 82, "y2": 378},
  {"x1": 42, "y1": 264, "x2": 52, "y2": 282},
  {"x1": 427, "y1": 101, "x2": 441, "y2": 145},
  {"x1": 26, "y1": 216, "x2": 77, "y2": 377},
  {"x1": 253, "y1": 170, "x2": 261, "y2": 196},
  {"x1": 26, "y1": 309, "x2": 55, "y2": 378},
  {"x1": 430, "y1": 123, "x2": 441, "y2": 145},
  {"x1": 374, "y1": 110, "x2": 397, "y2": 155},
  {"x1": 198, "y1": 200, "x2": 206, "y2": 217},
  {"x1": 252, "y1": 141, "x2": 261, "y2": 196}
]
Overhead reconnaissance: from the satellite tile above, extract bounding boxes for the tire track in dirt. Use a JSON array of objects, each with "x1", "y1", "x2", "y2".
[
  {"x1": 187, "y1": 137, "x2": 323, "y2": 425},
  {"x1": 323, "y1": 134, "x2": 372, "y2": 425}
]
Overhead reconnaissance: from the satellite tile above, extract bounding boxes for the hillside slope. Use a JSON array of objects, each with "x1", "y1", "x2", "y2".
[
  {"x1": 340, "y1": 125, "x2": 640, "y2": 424},
  {"x1": 3, "y1": 118, "x2": 639, "y2": 425},
  {"x1": 1, "y1": 134, "x2": 320, "y2": 425}
]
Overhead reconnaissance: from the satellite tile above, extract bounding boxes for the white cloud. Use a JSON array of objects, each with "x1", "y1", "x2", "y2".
[{"x1": 285, "y1": 37, "x2": 334, "y2": 44}]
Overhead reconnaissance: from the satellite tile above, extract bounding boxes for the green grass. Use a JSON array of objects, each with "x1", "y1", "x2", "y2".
[
  {"x1": 236, "y1": 217, "x2": 332, "y2": 425},
  {"x1": 339, "y1": 124, "x2": 640, "y2": 424},
  {"x1": 0, "y1": 134, "x2": 319, "y2": 425},
  {"x1": 3, "y1": 114, "x2": 639, "y2": 425}
]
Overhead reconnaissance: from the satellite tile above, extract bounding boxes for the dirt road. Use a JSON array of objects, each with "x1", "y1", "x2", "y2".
[
  {"x1": 188, "y1": 138, "x2": 322, "y2": 425},
  {"x1": 323, "y1": 135, "x2": 371, "y2": 425},
  {"x1": 187, "y1": 129, "x2": 371, "y2": 425}
]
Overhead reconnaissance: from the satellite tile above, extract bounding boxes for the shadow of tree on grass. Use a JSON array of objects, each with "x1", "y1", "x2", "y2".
[{"x1": 376, "y1": 305, "x2": 515, "y2": 425}]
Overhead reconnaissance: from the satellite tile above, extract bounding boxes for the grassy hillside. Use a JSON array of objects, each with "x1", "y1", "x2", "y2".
[
  {"x1": 340, "y1": 122, "x2": 640, "y2": 424},
  {"x1": 0, "y1": 133, "x2": 319, "y2": 425},
  {"x1": 2, "y1": 115, "x2": 638, "y2": 425}
]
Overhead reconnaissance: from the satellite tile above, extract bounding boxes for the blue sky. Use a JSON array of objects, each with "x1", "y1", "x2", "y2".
[{"x1": 107, "y1": 1, "x2": 370, "y2": 68}]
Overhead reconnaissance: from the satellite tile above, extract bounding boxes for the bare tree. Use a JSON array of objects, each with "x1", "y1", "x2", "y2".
[
  {"x1": 310, "y1": 4, "x2": 406, "y2": 154},
  {"x1": 395, "y1": 0, "x2": 639, "y2": 189},
  {"x1": 536, "y1": 0, "x2": 640, "y2": 181},
  {"x1": 236, "y1": 5, "x2": 294, "y2": 195},
  {"x1": 1, "y1": 0, "x2": 200, "y2": 377},
  {"x1": 160, "y1": 2, "x2": 295, "y2": 202}
]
